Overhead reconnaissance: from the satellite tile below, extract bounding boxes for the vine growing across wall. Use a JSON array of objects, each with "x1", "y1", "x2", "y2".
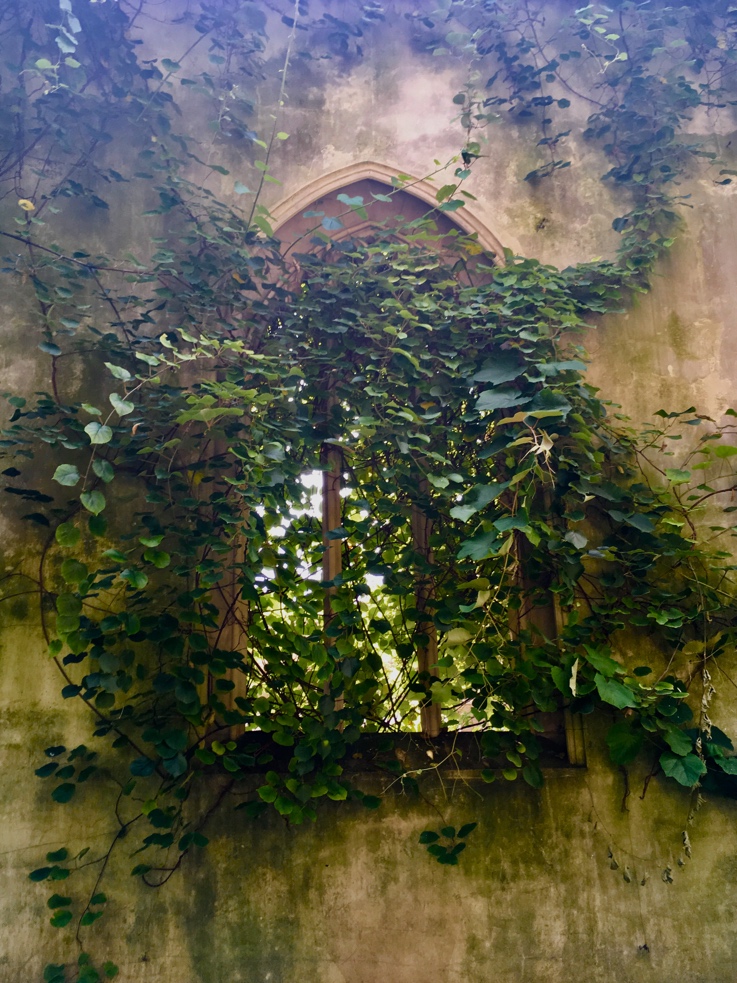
[{"x1": 2, "y1": 0, "x2": 737, "y2": 979}]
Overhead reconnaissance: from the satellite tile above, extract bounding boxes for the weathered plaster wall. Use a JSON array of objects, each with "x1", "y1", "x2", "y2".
[
  {"x1": 4, "y1": 682, "x2": 737, "y2": 983},
  {"x1": 585, "y1": 182, "x2": 737, "y2": 424},
  {"x1": 3, "y1": 2, "x2": 737, "y2": 981}
]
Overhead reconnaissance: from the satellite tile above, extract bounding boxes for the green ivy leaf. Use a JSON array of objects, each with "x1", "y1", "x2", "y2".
[
  {"x1": 47, "y1": 894, "x2": 72, "y2": 909},
  {"x1": 80, "y1": 490, "x2": 106, "y2": 515},
  {"x1": 109, "y1": 393, "x2": 134, "y2": 416},
  {"x1": 521, "y1": 763, "x2": 544, "y2": 788},
  {"x1": 665, "y1": 468, "x2": 691, "y2": 484},
  {"x1": 606, "y1": 721, "x2": 643, "y2": 764},
  {"x1": 103, "y1": 549, "x2": 127, "y2": 562},
  {"x1": 56, "y1": 593, "x2": 82, "y2": 616},
  {"x1": 92, "y1": 459, "x2": 115, "y2": 483},
  {"x1": 80, "y1": 910, "x2": 103, "y2": 927},
  {"x1": 105, "y1": 362, "x2": 131, "y2": 381},
  {"x1": 660, "y1": 752, "x2": 706, "y2": 787},
  {"x1": 662, "y1": 726, "x2": 693, "y2": 757},
  {"x1": 39, "y1": 341, "x2": 62, "y2": 355},
  {"x1": 49, "y1": 909, "x2": 73, "y2": 928},
  {"x1": 713, "y1": 444, "x2": 737, "y2": 459},
  {"x1": 61, "y1": 559, "x2": 88, "y2": 584},
  {"x1": 450, "y1": 482, "x2": 508, "y2": 522},
  {"x1": 51, "y1": 783, "x2": 76, "y2": 804},
  {"x1": 625, "y1": 513, "x2": 655, "y2": 533},
  {"x1": 564, "y1": 530, "x2": 588, "y2": 550},
  {"x1": 120, "y1": 567, "x2": 148, "y2": 590},
  {"x1": 144, "y1": 549, "x2": 171, "y2": 568},
  {"x1": 584, "y1": 646, "x2": 620, "y2": 678},
  {"x1": 594, "y1": 673, "x2": 637, "y2": 710},
  {"x1": 53, "y1": 464, "x2": 80, "y2": 486},
  {"x1": 457, "y1": 530, "x2": 499, "y2": 561},
  {"x1": 29, "y1": 867, "x2": 52, "y2": 882},
  {"x1": 84, "y1": 422, "x2": 113, "y2": 445},
  {"x1": 55, "y1": 523, "x2": 81, "y2": 548},
  {"x1": 475, "y1": 388, "x2": 522, "y2": 413},
  {"x1": 472, "y1": 357, "x2": 523, "y2": 385}
]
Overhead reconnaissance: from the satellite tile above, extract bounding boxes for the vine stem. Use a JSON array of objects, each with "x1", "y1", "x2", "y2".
[
  {"x1": 141, "y1": 779, "x2": 234, "y2": 888},
  {"x1": 74, "y1": 794, "x2": 144, "y2": 947},
  {"x1": 0, "y1": 231, "x2": 150, "y2": 275},
  {"x1": 245, "y1": 0, "x2": 301, "y2": 232}
]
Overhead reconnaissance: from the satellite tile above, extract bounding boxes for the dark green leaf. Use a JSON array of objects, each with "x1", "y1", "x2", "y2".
[
  {"x1": 522, "y1": 763, "x2": 544, "y2": 788},
  {"x1": 662, "y1": 726, "x2": 693, "y2": 757},
  {"x1": 47, "y1": 894, "x2": 72, "y2": 909},
  {"x1": 92, "y1": 459, "x2": 115, "y2": 483},
  {"x1": 475, "y1": 388, "x2": 522, "y2": 413},
  {"x1": 51, "y1": 783, "x2": 75, "y2": 804},
  {"x1": 29, "y1": 867, "x2": 52, "y2": 882},
  {"x1": 55, "y1": 523, "x2": 81, "y2": 548},
  {"x1": 595, "y1": 673, "x2": 637, "y2": 710},
  {"x1": 606, "y1": 722, "x2": 643, "y2": 765},
  {"x1": 50, "y1": 909, "x2": 73, "y2": 928},
  {"x1": 660, "y1": 752, "x2": 706, "y2": 787}
]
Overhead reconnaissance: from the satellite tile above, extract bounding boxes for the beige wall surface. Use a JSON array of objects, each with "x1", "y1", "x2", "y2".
[
  {"x1": 2, "y1": 2, "x2": 737, "y2": 981},
  {"x1": 3, "y1": 679, "x2": 737, "y2": 983}
]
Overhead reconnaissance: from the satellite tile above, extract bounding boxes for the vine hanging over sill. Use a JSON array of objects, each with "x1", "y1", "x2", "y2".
[{"x1": 3, "y1": 0, "x2": 737, "y2": 979}]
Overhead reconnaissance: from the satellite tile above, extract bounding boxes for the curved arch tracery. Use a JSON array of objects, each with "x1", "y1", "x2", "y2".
[{"x1": 271, "y1": 161, "x2": 504, "y2": 259}]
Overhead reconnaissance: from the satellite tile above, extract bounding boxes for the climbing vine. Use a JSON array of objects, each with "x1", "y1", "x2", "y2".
[{"x1": 3, "y1": 0, "x2": 737, "y2": 978}]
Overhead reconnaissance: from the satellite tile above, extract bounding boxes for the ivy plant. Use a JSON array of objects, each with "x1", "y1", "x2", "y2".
[{"x1": 2, "y1": 0, "x2": 737, "y2": 978}]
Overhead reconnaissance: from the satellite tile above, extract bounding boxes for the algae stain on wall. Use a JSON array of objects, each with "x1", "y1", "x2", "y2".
[{"x1": 586, "y1": 303, "x2": 724, "y2": 424}]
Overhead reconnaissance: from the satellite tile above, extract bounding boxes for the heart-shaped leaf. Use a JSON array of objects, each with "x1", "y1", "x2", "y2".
[
  {"x1": 660, "y1": 751, "x2": 706, "y2": 787},
  {"x1": 80, "y1": 490, "x2": 106, "y2": 515},
  {"x1": 84, "y1": 422, "x2": 112, "y2": 445},
  {"x1": 53, "y1": 464, "x2": 80, "y2": 487},
  {"x1": 92, "y1": 459, "x2": 115, "y2": 483},
  {"x1": 109, "y1": 393, "x2": 134, "y2": 416},
  {"x1": 104, "y1": 362, "x2": 131, "y2": 381}
]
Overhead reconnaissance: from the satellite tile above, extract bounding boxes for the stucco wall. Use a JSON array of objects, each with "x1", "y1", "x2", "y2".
[
  {"x1": 4, "y1": 682, "x2": 737, "y2": 983},
  {"x1": 2, "y1": 2, "x2": 737, "y2": 981}
]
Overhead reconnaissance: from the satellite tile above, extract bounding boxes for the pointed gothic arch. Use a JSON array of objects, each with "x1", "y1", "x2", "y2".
[{"x1": 270, "y1": 160, "x2": 505, "y2": 258}]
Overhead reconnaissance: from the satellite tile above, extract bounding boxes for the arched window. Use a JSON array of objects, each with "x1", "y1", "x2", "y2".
[{"x1": 213, "y1": 164, "x2": 583, "y2": 768}]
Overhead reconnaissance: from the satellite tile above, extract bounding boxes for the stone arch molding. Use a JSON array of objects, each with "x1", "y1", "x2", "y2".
[{"x1": 270, "y1": 160, "x2": 505, "y2": 258}]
